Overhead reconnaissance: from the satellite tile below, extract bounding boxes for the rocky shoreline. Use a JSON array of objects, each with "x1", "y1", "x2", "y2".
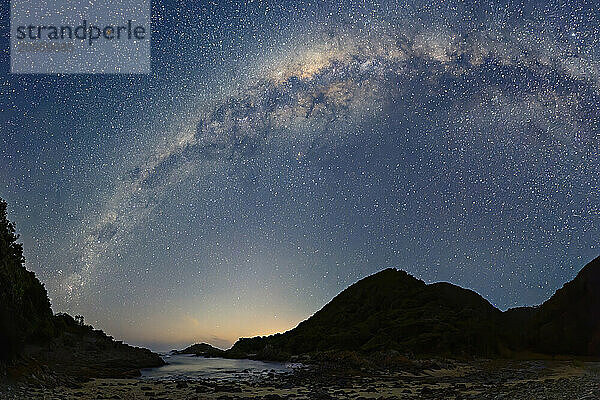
[
  {"x1": 1, "y1": 314, "x2": 165, "y2": 387},
  {"x1": 2, "y1": 359, "x2": 599, "y2": 399}
]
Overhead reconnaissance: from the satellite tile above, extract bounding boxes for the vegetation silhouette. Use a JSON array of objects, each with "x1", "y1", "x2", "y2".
[
  {"x1": 221, "y1": 261, "x2": 600, "y2": 362},
  {"x1": 0, "y1": 198, "x2": 53, "y2": 361},
  {"x1": 0, "y1": 198, "x2": 164, "y2": 382}
]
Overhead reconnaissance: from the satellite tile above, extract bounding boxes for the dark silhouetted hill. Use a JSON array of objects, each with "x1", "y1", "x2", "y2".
[
  {"x1": 0, "y1": 198, "x2": 164, "y2": 383},
  {"x1": 227, "y1": 259, "x2": 600, "y2": 361},
  {"x1": 526, "y1": 256, "x2": 600, "y2": 356},
  {"x1": 228, "y1": 268, "x2": 506, "y2": 360},
  {"x1": 176, "y1": 343, "x2": 225, "y2": 357}
]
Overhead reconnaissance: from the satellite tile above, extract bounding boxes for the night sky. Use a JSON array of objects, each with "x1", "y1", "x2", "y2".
[{"x1": 1, "y1": 0, "x2": 600, "y2": 350}]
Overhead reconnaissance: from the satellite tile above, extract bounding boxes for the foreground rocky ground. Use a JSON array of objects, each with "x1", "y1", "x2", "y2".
[{"x1": 2, "y1": 359, "x2": 599, "y2": 399}]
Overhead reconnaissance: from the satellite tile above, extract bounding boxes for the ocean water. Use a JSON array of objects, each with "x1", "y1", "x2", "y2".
[{"x1": 141, "y1": 354, "x2": 297, "y2": 381}]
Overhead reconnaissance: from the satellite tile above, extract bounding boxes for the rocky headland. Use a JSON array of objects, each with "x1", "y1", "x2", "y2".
[{"x1": 0, "y1": 198, "x2": 164, "y2": 387}]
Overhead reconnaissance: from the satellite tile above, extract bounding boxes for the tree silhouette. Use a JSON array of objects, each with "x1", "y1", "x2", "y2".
[
  {"x1": 75, "y1": 315, "x2": 85, "y2": 326},
  {"x1": 0, "y1": 198, "x2": 53, "y2": 361}
]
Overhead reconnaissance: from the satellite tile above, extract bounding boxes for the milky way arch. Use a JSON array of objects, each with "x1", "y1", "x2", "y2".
[{"x1": 63, "y1": 21, "x2": 600, "y2": 299}]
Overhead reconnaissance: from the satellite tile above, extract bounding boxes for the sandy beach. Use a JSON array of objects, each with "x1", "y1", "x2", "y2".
[{"x1": 3, "y1": 359, "x2": 599, "y2": 400}]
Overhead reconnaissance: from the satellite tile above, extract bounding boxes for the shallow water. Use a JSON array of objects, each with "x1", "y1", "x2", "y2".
[{"x1": 141, "y1": 354, "x2": 297, "y2": 381}]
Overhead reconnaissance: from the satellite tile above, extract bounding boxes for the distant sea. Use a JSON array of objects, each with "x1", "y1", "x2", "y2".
[{"x1": 141, "y1": 354, "x2": 298, "y2": 381}]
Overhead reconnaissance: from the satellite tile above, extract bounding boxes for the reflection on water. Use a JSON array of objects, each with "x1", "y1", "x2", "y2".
[{"x1": 141, "y1": 354, "x2": 297, "y2": 381}]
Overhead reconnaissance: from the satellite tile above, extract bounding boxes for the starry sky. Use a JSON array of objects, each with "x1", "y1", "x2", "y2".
[{"x1": 1, "y1": 0, "x2": 600, "y2": 351}]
